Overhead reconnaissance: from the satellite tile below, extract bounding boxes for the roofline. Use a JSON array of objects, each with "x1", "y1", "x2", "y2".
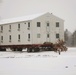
[
  {"x1": 0, "y1": 20, "x2": 32, "y2": 25},
  {"x1": 0, "y1": 12, "x2": 48, "y2": 25},
  {"x1": 0, "y1": 12, "x2": 64, "y2": 25}
]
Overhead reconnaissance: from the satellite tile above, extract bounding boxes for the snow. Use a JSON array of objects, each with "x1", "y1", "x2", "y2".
[
  {"x1": 0, "y1": 12, "x2": 48, "y2": 25},
  {"x1": 0, "y1": 47, "x2": 76, "y2": 75}
]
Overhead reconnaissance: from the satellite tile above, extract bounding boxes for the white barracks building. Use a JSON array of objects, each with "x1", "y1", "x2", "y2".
[{"x1": 0, "y1": 12, "x2": 64, "y2": 45}]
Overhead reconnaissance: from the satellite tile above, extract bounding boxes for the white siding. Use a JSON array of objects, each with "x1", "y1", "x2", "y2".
[
  {"x1": 31, "y1": 13, "x2": 64, "y2": 44},
  {"x1": 0, "y1": 21, "x2": 32, "y2": 45},
  {"x1": 0, "y1": 13, "x2": 64, "y2": 45}
]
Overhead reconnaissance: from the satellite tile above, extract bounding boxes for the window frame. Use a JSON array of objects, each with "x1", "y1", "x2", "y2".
[
  {"x1": 18, "y1": 24, "x2": 20, "y2": 29},
  {"x1": 28, "y1": 34, "x2": 30, "y2": 39},
  {"x1": 56, "y1": 22, "x2": 59, "y2": 27},
  {"x1": 47, "y1": 23, "x2": 49, "y2": 27},
  {"x1": 28, "y1": 22, "x2": 30, "y2": 27},
  {"x1": 18, "y1": 34, "x2": 20, "y2": 42},
  {"x1": 56, "y1": 33, "x2": 60, "y2": 38},
  {"x1": 1, "y1": 36, "x2": 3, "y2": 40},
  {"x1": 47, "y1": 34, "x2": 50, "y2": 38},
  {"x1": 37, "y1": 22, "x2": 41, "y2": 27},
  {"x1": 1, "y1": 26, "x2": 3, "y2": 31},
  {"x1": 9, "y1": 35, "x2": 11, "y2": 42},
  {"x1": 9, "y1": 25, "x2": 11, "y2": 30}
]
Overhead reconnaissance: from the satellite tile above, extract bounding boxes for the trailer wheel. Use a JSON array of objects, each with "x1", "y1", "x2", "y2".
[
  {"x1": 27, "y1": 48, "x2": 32, "y2": 52},
  {"x1": 34, "y1": 47, "x2": 40, "y2": 52},
  {"x1": 0, "y1": 48, "x2": 6, "y2": 51},
  {"x1": 17, "y1": 48, "x2": 22, "y2": 51},
  {"x1": 32, "y1": 49, "x2": 35, "y2": 52},
  {"x1": 12, "y1": 48, "x2": 17, "y2": 51}
]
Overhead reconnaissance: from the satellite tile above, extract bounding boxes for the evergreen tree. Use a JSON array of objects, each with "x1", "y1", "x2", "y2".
[
  {"x1": 72, "y1": 30, "x2": 76, "y2": 46},
  {"x1": 64, "y1": 29, "x2": 69, "y2": 41}
]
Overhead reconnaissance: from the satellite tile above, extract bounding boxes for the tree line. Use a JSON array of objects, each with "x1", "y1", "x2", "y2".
[{"x1": 64, "y1": 29, "x2": 76, "y2": 47}]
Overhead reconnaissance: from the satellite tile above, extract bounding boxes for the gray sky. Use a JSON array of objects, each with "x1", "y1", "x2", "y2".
[{"x1": 0, "y1": 0, "x2": 76, "y2": 32}]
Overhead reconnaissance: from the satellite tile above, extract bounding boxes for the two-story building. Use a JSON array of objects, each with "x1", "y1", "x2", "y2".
[{"x1": 0, "y1": 12, "x2": 64, "y2": 46}]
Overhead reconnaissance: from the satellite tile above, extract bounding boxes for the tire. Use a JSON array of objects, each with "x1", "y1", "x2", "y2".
[
  {"x1": 0, "y1": 48, "x2": 6, "y2": 51},
  {"x1": 27, "y1": 48, "x2": 32, "y2": 52},
  {"x1": 17, "y1": 48, "x2": 22, "y2": 51}
]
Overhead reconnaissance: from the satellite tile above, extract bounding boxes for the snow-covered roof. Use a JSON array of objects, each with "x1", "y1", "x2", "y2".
[{"x1": 0, "y1": 12, "x2": 48, "y2": 25}]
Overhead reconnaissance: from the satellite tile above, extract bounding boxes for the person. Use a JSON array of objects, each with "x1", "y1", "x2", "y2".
[{"x1": 57, "y1": 48, "x2": 61, "y2": 55}]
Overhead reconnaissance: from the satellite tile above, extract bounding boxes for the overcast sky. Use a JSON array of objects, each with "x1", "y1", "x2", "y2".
[{"x1": 0, "y1": 0, "x2": 76, "y2": 32}]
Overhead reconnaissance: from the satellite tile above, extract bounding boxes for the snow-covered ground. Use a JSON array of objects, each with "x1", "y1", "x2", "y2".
[{"x1": 0, "y1": 47, "x2": 76, "y2": 75}]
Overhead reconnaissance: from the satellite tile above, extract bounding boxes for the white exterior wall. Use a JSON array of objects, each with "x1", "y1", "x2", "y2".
[
  {"x1": 31, "y1": 13, "x2": 64, "y2": 44},
  {"x1": 0, "y1": 21, "x2": 32, "y2": 45},
  {"x1": 0, "y1": 13, "x2": 64, "y2": 45}
]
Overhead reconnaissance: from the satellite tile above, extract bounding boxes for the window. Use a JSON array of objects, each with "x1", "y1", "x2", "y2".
[
  {"x1": 18, "y1": 24, "x2": 20, "y2": 29},
  {"x1": 47, "y1": 23, "x2": 49, "y2": 26},
  {"x1": 18, "y1": 34, "x2": 20, "y2": 42},
  {"x1": 9, "y1": 25, "x2": 11, "y2": 29},
  {"x1": 18, "y1": 24, "x2": 20, "y2": 31},
  {"x1": 18, "y1": 34, "x2": 20, "y2": 39},
  {"x1": 9, "y1": 25, "x2": 11, "y2": 32},
  {"x1": 47, "y1": 34, "x2": 49, "y2": 38},
  {"x1": 28, "y1": 22, "x2": 30, "y2": 27},
  {"x1": 9, "y1": 35, "x2": 11, "y2": 42},
  {"x1": 28, "y1": 34, "x2": 30, "y2": 39},
  {"x1": 1, "y1": 36, "x2": 3, "y2": 40},
  {"x1": 37, "y1": 22, "x2": 41, "y2": 27},
  {"x1": 27, "y1": 22, "x2": 30, "y2": 30},
  {"x1": 9, "y1": 35, "x2": 11, "y2": 40},
  {"x1": 37, "y1": 34, "x2": 40, "y2": 38},
  {"x1": 28, "y1": 34, "x2": 30, "y2": 41},
  {"x1": 56, "y1": 22, "x2": 59, "y2": 27},
  {"x1": 1, "y1": 36, "x2": 3, "y2": 43},
  {"x1": 1, "y1": 26, "x2": 3, "y2": 31},
  {"x1": 56, "y1": 34, "x2": 60, "y2": 38}
]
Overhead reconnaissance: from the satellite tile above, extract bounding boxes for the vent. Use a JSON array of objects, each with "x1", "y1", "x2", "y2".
[
  {"x1": 9, "y1": 30, "x2": 11, "y2": 32},
  {"x1": 18, "y1": 29, "x2": 20, "y2": 31},
  {"x1": 27, "y1": 27, "x2": 30, "y2": 30},
  {"x1": 18, "y1": 40, "x2": 20, "y2": 42}
]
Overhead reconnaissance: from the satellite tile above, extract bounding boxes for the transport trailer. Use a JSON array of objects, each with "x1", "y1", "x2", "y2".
[
  {"x1": 0, "y1": 43, "x2": 54, "y2": 52},
  {"x1": 0, "y1": 40, "x2": 67, "y2": 52}
]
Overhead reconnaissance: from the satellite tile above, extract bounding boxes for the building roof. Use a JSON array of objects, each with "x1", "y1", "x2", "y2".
[
  {"x1": 0, "y1": 12, "x2": 48, "y2": 25},
  {"x1": 0, "y1": 12, "x2": 64, "y2": 25}
]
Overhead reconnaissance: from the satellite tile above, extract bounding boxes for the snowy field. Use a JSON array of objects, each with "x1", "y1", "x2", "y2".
[{"x1": 0, "y1": 47, "x2": 76, "y2": 75}]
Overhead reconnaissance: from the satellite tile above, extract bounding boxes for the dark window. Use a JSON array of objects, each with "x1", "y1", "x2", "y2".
[
  {"x1": 47, "y1": 34, "x2": 49, "y2": 38},
  {"x1": 56, "y1": 34, "x2": 59, "y2": 38},
  {"x1": 1, "y1": 36, "x2": 3, "y2": 40},
  {"x1": 9, "y1": 35, "x2": 11, "y2": 40},
  {"x1": 56, "y1": 22, "x2": 59, "y2": 27},
  {"x1": 28, "y1": 22, "x2": 30, "y2": 27},
  {"x1": 1, "y1": 26, "x2": 3, "y2": 31},
  {"x1": 18, "y1": 34, "x2": 20, "y2": 40},
  {"x1": 28, "y1": 34, "x2": 30, "y2": 39},
  {"x1": 18, "y1": 24, "x2": 20, "y2": 29},
  {"x1": 47, "y1": 23, "x2": 49, "y2": 26},
  {"x1": 37, "y1": 22, "x2": 41, "y2": 27},
  {"x1": 9, "y1": 25, "x2": 11, "y2": 29}
]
